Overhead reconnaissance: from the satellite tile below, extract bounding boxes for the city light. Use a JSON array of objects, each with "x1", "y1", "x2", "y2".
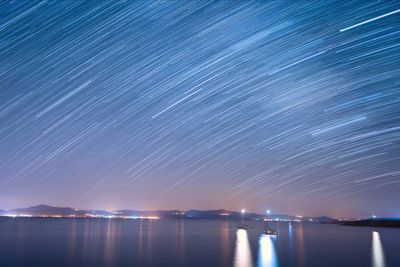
[{"x1": 0, "y1": 213, "x2": 159, "y2": 220}]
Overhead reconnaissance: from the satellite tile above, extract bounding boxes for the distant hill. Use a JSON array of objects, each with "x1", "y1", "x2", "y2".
[
  {"x1": 1, "y1": 204, "x2": 338, "y2": 223},
  {"x1": 340, "y1": 218, "x2": 400, "y2": 228},
  {"x1": 10, "y1": 205, "x2": 84, "y2": 216}
]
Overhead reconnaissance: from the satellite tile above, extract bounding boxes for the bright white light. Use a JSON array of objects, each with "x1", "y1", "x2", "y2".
[
  {"x1": 372, "y1": 215, "x2": 377, "y2": 219},
  {"x1": 258, "y1": 234, "x2": 278, "y2": 267},
  {"x1": 234, "y1": 229, "x2": 253, "y2": 267},
  {"x1": 241, "y1": 209, "x2": 246, "y2": 214},
  {"x1": 372, "y1": 231, "x2": 386, "y2": 267},
  {"x1": 266, "y1": 210, "x2": 271, "y2": 215}
]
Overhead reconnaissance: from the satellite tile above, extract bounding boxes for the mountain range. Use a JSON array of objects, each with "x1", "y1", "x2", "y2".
[{"x1": 0, "y1": 204, "x2": 339, "y2": 223}]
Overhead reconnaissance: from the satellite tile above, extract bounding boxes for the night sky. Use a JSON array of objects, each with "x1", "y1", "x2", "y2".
[{"x1": 1, "y1": 1, "x2": 399, "y2": 217}]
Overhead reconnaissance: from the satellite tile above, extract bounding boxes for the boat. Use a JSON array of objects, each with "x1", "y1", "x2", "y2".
[
  {"x1": 237, "y1": 223, "x2": 253, "y2": 230},
  {"x1": 264, "y1": 228, "x2": 277, "y2": 235},
  {"x1": 263, "y1": 221, "x2": 277, "y2": 236}
]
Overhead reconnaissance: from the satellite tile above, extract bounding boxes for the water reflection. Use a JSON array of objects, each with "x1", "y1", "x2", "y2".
[
  {"x1": 138, "y1": 219, "x2": 143, "y2": 257},
  {"x1": 220, "y1": 220, "x2": 230, "y2": 267},
  {"x1": 82, "y1": 219, "x2": 90, "y2": 262},
  {"x1": 104, "y1": 219, "x2": 118, "y2": 266},
  {"x1": 258, "y1": 235, "x2": 279, "y2": 267},
  {"x1": 15, "y1": 219, "x2": 24, "y2": 265},
  {"x1": 234, "y1": 229, "x2": 253, "y2": 267},
  {"x1": 296, "y1": 223, "x2": 306, "y2": 267},
  {"x1": 147, "y1": 220, "x2": 153, "y2": 264},
  {"x1": 68, "y1": 220, "x2": 77, "y2": 260},
  {"x1": 372, "y1": 231, "x2": 386, "y2": 267},
  {"x1": 288, "y1": 222, "x2": 294, "y2": 265},
  {"x1": 179, "y1": 219, "x2": 185, "y2": 263}
]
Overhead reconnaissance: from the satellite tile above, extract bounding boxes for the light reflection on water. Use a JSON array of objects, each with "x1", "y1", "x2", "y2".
[
  {"x1": 178, "y1": 219, "x2": 185, "y2": 264},
  {"x1": 288, "y1": 222, "x2": 294, "y2": 265},
  {"x1": 220, "y1": 220, "x2": 230, "y2": 267},
  {"x1": 372, "y1": 231, "x2": 386, "y2": 267},
  {"x1": 68, "y1": 220, "x2": 77, "y2": 262},
  {"x1": 296, "y1": 223, "x2": 306, "y2": 267},
  {"x1": 234, "y1": 229, "x2": 253, "y2": 267},
  {"x1": 1, "y1": 219, "x2": 396, "y2": 267},
  {"x1": 104, "y1": 219, "x2": 116, "y2": 265},
  {"x1": 138, "y1": 219, "x2": 144, "y2": 261},
  {"x1": 258, "y1": 234, "x2": 279, "y2": 267},
  {"x1": 146, "y1": 220, "x2": 153, "y2": 264}
]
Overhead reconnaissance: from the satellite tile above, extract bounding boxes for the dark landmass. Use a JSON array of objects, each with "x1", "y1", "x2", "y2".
[
  {"x1": 4, "y1": 205, "x2": 400, "y2": 228},
  {"x1": 340, "y1": 219, "x2": 400, "y2": 228},
  {"x1": 11, "y1": 205, "x2": 80, "y2": 216},
  {"x1": 0, "y1": 204, "x2": 339, "y2": 223}
]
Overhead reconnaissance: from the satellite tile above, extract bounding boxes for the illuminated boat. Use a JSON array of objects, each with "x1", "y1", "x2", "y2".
[
  {"x1": 263, "y1": 221, "x2": 277, "y2": 235},
  {"x1": 264, "y1": 228, "x2": 277, "y2": 236},
  {"x1": 237, "y1": 223, "x2": 252, "y2": 230}
]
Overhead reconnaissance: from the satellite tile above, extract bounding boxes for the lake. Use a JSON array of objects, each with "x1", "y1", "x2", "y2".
[{"x1": 0, "y1": 218, "x2": 399, "y2": 267}]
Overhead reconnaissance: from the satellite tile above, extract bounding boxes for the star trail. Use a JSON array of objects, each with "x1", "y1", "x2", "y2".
[{"x1": 0, "y1": 0, "x2": 399, "y2": 217}]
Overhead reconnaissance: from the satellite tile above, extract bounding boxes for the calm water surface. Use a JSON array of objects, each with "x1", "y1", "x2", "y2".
[{"x1": 0, "y1": 218, "x2": 399, "y2": 267}]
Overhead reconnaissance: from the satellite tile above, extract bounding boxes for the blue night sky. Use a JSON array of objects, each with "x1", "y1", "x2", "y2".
[{"x1": 0, "y1": 1, "x2": 399, "y2": 217}]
